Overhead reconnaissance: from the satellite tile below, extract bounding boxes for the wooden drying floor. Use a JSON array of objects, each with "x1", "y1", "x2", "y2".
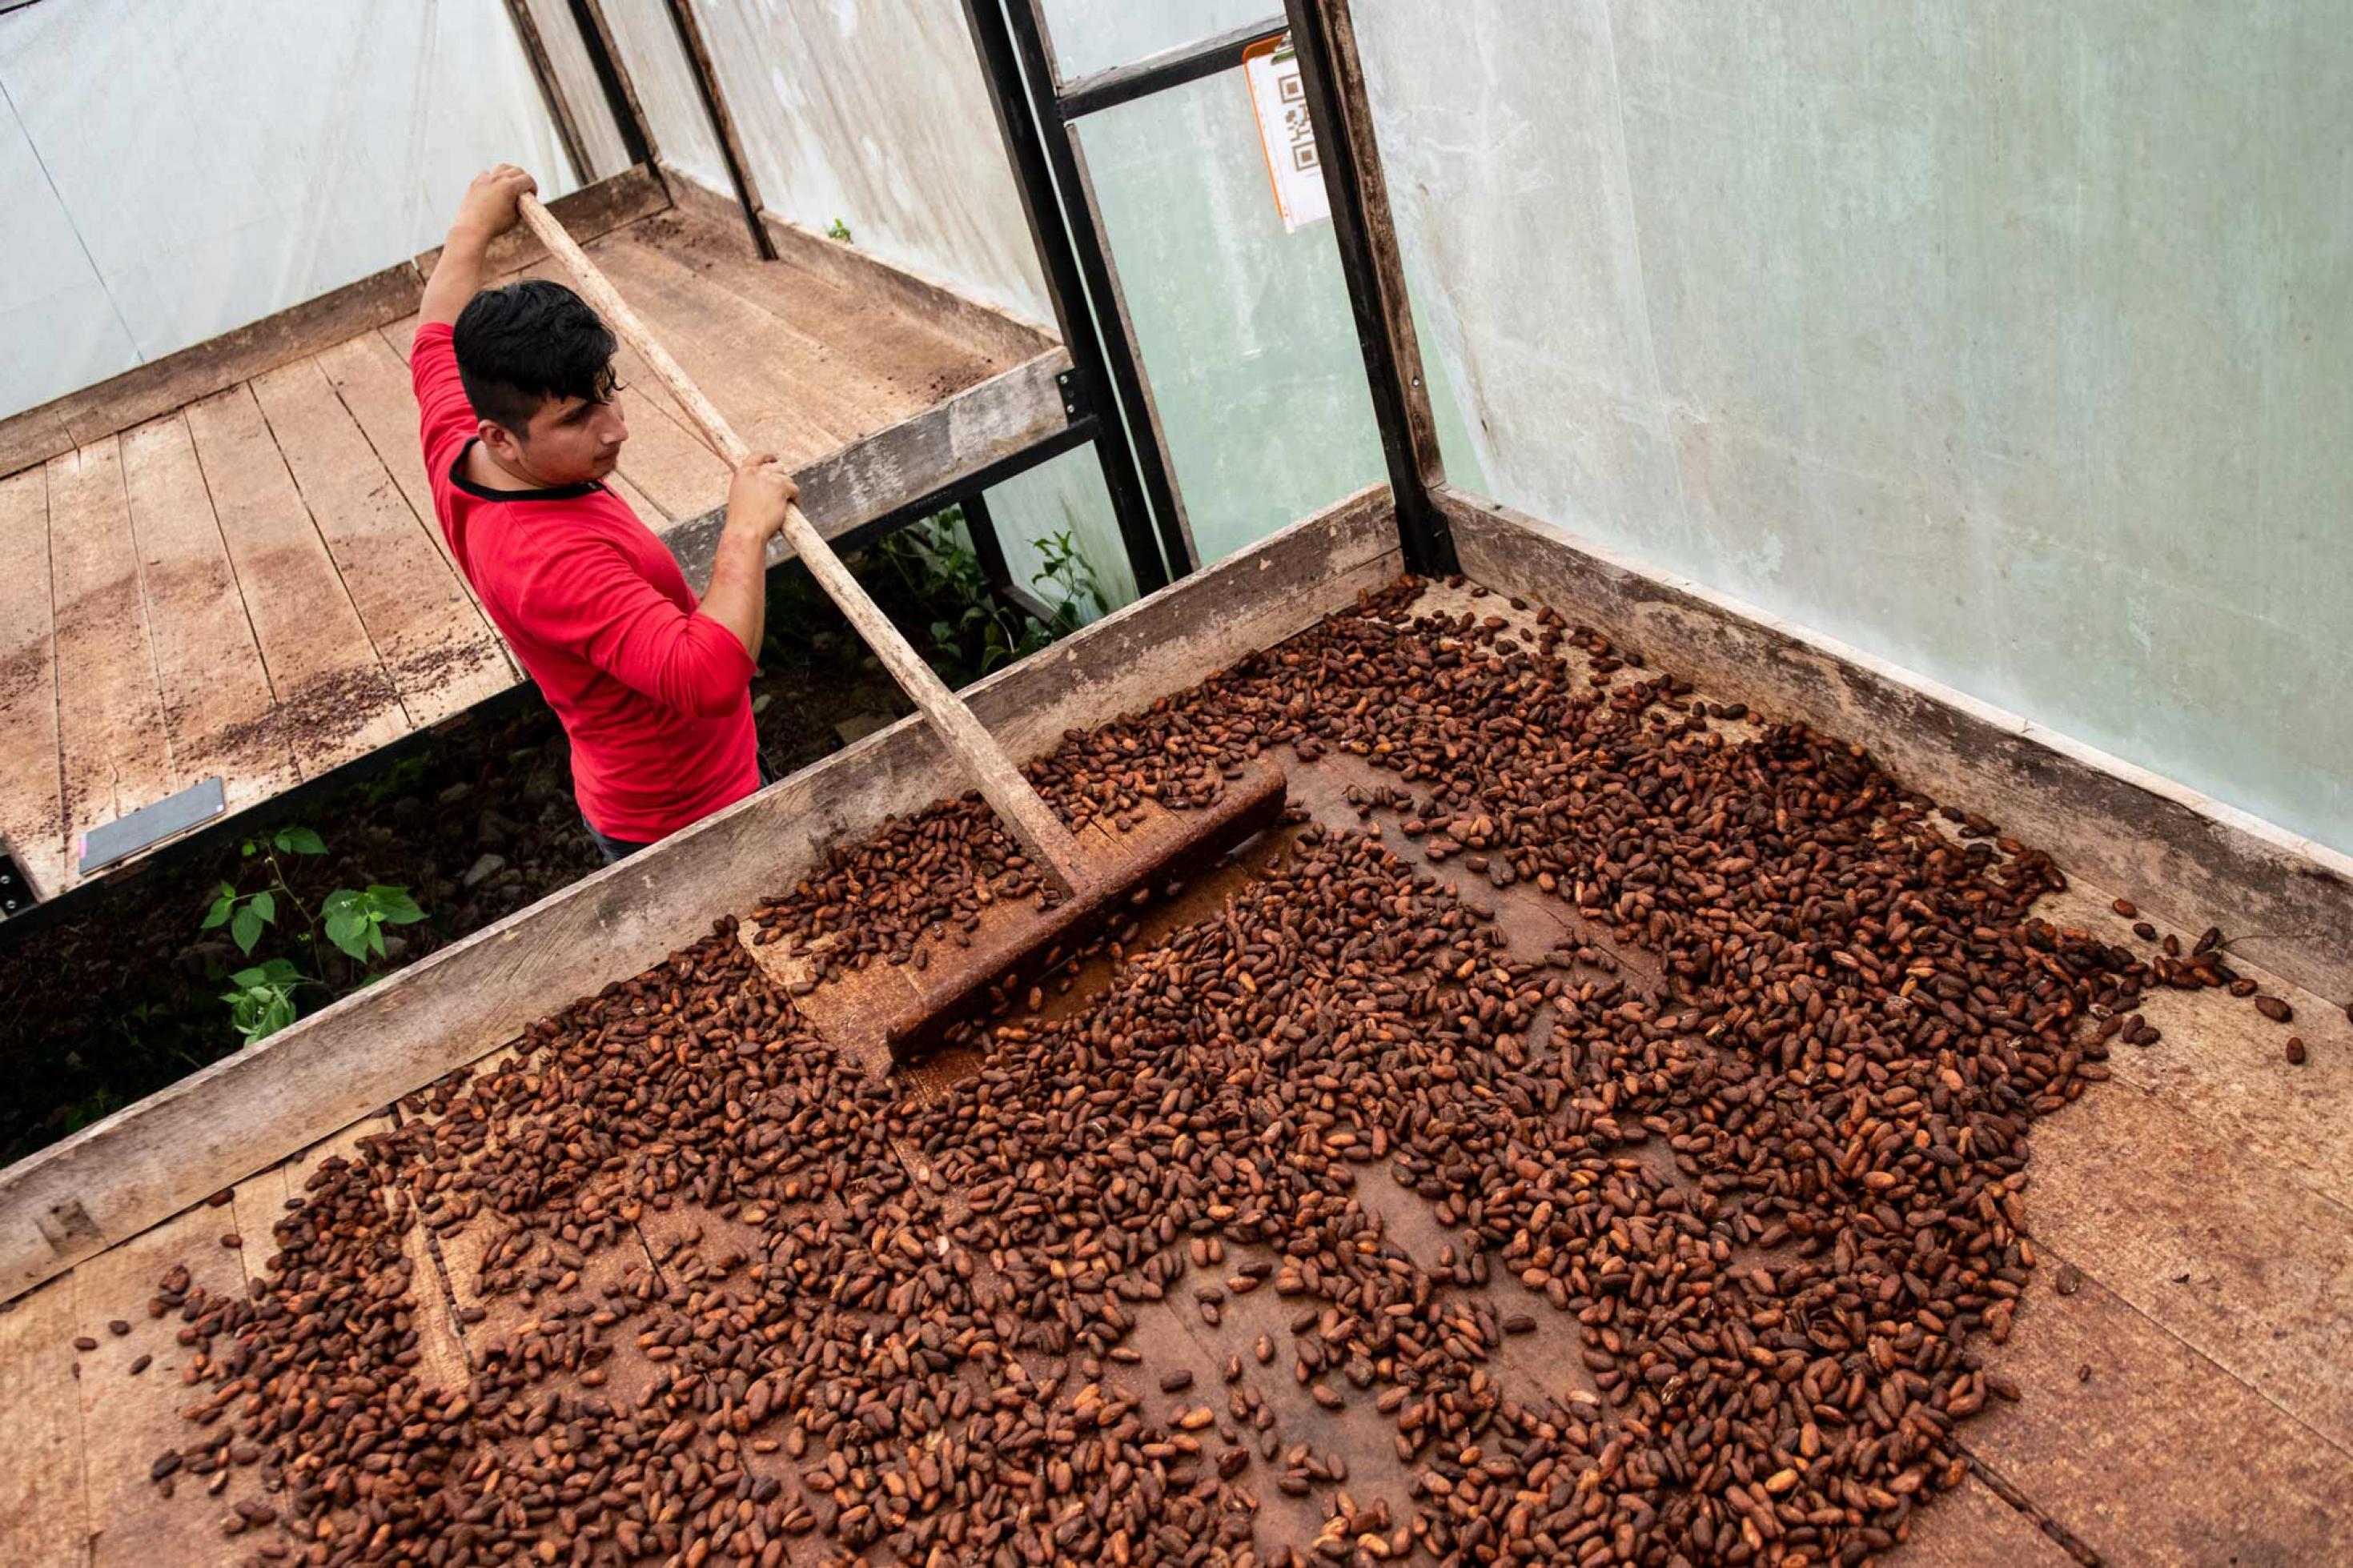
[
  {"x1": 2, "y1": 585, "x2": 2347, "y2": 1567},
  {"x1": 0, "y1": 203, "x2": 1051, "y2": 901}
]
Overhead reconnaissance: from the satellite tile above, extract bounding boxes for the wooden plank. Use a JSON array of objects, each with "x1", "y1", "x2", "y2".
[
  {"x1": 1900, "y1": 1476, "x2": 2079, "y2": 1567},
  {"x1": 0, "y1": 486, "x2": 1399, "y2": 1302},
  {"x1": 2018, "y1": 1083, "x2": 2353, "y2": 1454},
  {"x1": 2032, "y1": 876, "x2": 2353, "y2": 1213},
  {"x1": 664, "y1": 349, "x2": 1077, "y2": 593},
  {"x1": 46, "y1": 439, "x2": 174, "y2": 859},
  {"x1": 69, "y1": 1203, "x2": 259, "y2": 1568},
  {"x1": 755, "y1": 208, "x2": 1057, "y2": 361},
  {"x1": 409, "y1": 163, "x2": 669, "y2": 298},
  {"x1": 657, "y1": 0, "x2": 774, "y2": 259},
  {"x1": 118, "y1": 414, "x2": 296, "y2": 815},
  {"x1": 583, "y1": 233, "x2": 867, "y2": 457},
  {"x1": 503, "y1": 0, "x2": 597, "y2": 188},
  {"x1": 250, "y1": 358, "x2": 510, "y2": 728},
  {"x1": 1299, "y1": 0, "x2": 1445, "y2": 491},
  {"x1": 0, "y1": 263, "x2": 425, "y2": 484},
  {"x1": 0, "y1": 1273, "x2": 87, "y2": 1567},
  {"x1": 1966, "y1": 1254, "x2": 2353, "y2": 1565},
  {"x1": 0, "y1": 468, "x2": 66, "y2": 899},
  {"x1": 312, "y1": 331, "x2": 468, "y2": 583},
  {"x1": 184, "y1": 385, "x2": 409, "y2": 778},
  {"x1": 1440, "y1": 487, "x2": 2353, "y2": 1002}
]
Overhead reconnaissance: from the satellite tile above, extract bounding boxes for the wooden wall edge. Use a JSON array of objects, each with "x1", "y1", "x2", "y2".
[{"x1": 1440, "y1": 484, "x2": 2353, "y2": 1002}]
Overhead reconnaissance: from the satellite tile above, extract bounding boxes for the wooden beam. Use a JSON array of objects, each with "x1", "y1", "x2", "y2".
[
  {"x1": 501, "y1": 0, "x2": 596, "y2": 187},
  {"x1": 572, "y1": 0, "x2": 660, "y2": 168},
  {"x1": 0, "y1": 486, "x2": 1400, "y2": 1303},
  {"x1": 1437, "y1": 483, "x2": 2353, "y2": 1002},
  {"x1": 2, "y1": 166, "x2": 669, "y2": 482},
  {"x1": 661, "y1": 348, "x2": 1078, "y2": 592},
  {"x1": 755, "y1": 209, "x2": 1056, "y2": 363},
  {"x1": 659, "y1": 0, "x2": 777, "y2": 260}
]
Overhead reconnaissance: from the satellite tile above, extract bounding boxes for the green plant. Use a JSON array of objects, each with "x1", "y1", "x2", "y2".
[
  {"x1": 221, "y1": 959, "x2": 305, "y2": 1045},
  {"x1": 826, "y1": 217, "x2": 853, "y2": 243},
  {"x1": 1031, "y1": 527, "x2": 1106, "y2": 633},
  {"x1": 195, "y1": 824, "x2": 426, "y2": 1045},
  {"x1": 201, "y1": 824, "x2": 326, "y2": 953},
  {"x1": 872, "y1": 511, "x2": 1108, "y2": 686},
  {"x1": 322, "y1": 884, "x2": 426, "y2": 962}
]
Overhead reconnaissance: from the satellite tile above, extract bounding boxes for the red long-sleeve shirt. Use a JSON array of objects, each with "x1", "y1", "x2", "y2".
[{"x1": 411, "y1": 323, "x2": 757, "y2": 843}]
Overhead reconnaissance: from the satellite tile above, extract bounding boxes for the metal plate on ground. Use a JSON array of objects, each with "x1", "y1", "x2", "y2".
[{"x1": 77, "y1": 776, "x2": 227, "y2": 876}]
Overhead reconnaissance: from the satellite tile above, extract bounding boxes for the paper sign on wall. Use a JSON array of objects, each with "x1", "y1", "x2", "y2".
[{"x1": 1243, "y1": 35, "x2": 1330, "y2": 233}]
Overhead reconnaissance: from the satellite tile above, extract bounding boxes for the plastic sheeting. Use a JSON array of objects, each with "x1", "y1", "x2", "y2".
[
  {"x1": 0, "y1": 0, "x2": 579, "y2": 419},
  {"x1": 1353, "y1": 0, "x2": 2353, "y2": 854}
]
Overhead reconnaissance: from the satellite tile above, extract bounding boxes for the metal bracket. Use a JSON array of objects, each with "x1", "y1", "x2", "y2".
[
  {"x1": 0, "y1": 841, "x2": 34, "y2": 920},
  {"x1": 78, "y1": 776, "x2": 227, "y2": 877},
  {"x1": 1055, "y1": 366, "x2": 1089, "y2": 421}
]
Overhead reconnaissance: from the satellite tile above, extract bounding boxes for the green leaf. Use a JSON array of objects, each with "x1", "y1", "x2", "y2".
[
  {"x1": 323, "y1": 906, "x2": 370, "y2": 962},
  {"x1": 366, "y1": 885, "x2": 424, "y2": 924},
  {"x1": 275, "y1": 826, "x2": 327, "y2": 856},
  {"x1": 202, "y1": 893, "x2": 234, "y2": 930},
  {"x1": 249, "y1": 889, "x2": 276, "y2": 926},
  {"x1": 230, "y1": 903, "x2": 265, "y2": 955}
]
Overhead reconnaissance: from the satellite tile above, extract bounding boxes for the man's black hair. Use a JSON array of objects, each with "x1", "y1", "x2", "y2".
[{"x1": 452, "y1": 279, "x2": 619, "y2": 439}]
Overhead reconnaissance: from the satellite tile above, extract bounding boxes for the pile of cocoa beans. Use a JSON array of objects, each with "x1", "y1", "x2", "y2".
[{"x1": 144, "y1": 578, "x2": 2182, "y2": 1566}]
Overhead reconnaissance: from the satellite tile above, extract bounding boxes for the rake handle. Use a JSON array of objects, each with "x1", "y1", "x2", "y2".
[{"x1": 516, "y1": 194, "x2": 1087, "y2": 892}]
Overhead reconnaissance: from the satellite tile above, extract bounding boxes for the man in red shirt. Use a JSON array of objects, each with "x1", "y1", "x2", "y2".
[{"x1": 414, "y1": 166, "x2": 793, "y2": 860}]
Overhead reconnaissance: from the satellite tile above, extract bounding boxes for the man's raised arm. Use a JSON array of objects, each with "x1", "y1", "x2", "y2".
[{"x1": 420, "y1": 165, "x2": 538, "y2": 327}]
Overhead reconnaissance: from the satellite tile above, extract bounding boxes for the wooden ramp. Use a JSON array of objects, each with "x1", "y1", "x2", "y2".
[
  {"x1": 0, "y1": 545, "x2": 2345, "y2": 1566},
  {"x1": 0, "y1": 170, "x2": 1065, "y2": 904}
]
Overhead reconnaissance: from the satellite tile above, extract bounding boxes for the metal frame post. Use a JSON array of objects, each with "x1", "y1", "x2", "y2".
[
  {"x1": 957, "y1": 0, "x2": 1174, "y2": 594},
  {"x1": 1281, "y1": 0, "x2": 1457, "y2": 575}
]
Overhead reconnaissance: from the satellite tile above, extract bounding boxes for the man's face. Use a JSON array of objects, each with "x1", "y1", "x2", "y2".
[{"x1": 481, "y1": 387, "x2": 628, "y2": 485}]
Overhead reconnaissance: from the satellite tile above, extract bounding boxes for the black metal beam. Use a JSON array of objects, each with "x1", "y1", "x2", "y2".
[
  {"x1": 1058, "y1": 15, "x2": 1287, "y2": 119},
  {"x1": 962, "y1": 492, "x2": 1058, "y2": 625},
  {"x1": 1281, "y1": 0, "x2": 1457, "y2": 575},
  {"x1": 997, "y1": 0, "x2": 1199, "y2": 584},
  {"x1": 956, "y1": 0, "x2": 1174, "y2": 595}
]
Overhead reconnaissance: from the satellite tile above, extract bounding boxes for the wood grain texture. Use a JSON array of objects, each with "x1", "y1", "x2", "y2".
[
  {"x1": 118, "y1": 413, "x2": 295, "y2": 814},
  {"x1": 1443, "y1": 486, "x2": 2353, "y2": 1001},
  {"x1": 183, "y1": 386, "x2": 408, "y2": 778},
  {"x1": 46, "y1": 440, "x2": 174, "y2": 856},
  {"x1": 660, "y1": 350, "x2": 1075, "y2": 593},
  {"x1": 0, "y1": 487, "x2": 1399, "y2": 1303},
  {"x1": 0, "y1": 1273, "x2": 87, "y2": 1567},
  {"x1": 70, "y1": 1203, "x2": 257, "y2": 1568},
  {"x1": 0, "y1": 468, "x2": 66, "y2": 898},
  {"x1": 251, "y1": 358, "x2": 508, "y2": 728},
  {"x1": 1966, "y1": 1256, "x2": 2353, "y2": 1566},
  {"x1": 0, "y1": 263, "x2": 425, "y2": 485}
]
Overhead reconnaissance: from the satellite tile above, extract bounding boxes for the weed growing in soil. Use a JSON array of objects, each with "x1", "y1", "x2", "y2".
[{"x1": 198, "y1": 824, "x2": 425, "y2": 1043}]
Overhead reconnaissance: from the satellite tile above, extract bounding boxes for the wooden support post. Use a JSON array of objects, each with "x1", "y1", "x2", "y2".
[
  {"x1": 571, "y1": 0, "x2": 661, "y2": 170},
  {"x1": 660, "y1": 0, "x2": 778, "y2": 260},
  {"x1": 501, "y1": 0, "x2": 595, "y2": 186}
]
